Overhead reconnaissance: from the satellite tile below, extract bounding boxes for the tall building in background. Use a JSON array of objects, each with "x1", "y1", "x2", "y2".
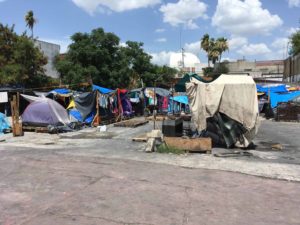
[{"x1": 35, "y1": 40, "x2": 60, "y2": 79}]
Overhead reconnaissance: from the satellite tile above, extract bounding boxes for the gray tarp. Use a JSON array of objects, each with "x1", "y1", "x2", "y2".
[
  {"x1": 186, "y1": 74, "x2": 259, "y2": 148},
  {"x1": 74, "y1": 91, "x2": 96, "y2": 120}
]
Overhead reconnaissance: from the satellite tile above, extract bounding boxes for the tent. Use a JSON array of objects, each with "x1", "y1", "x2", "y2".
[
  {"x1": 186, "y1": 74, "x2": 259, "y2": 148},
  {"x1": 92, "y1": 84, "x2": 113, "y2": 94},
  {"x1": 21, "y1": 95, "x2": 71, "y2": 126},
  {"x1": 256, "y1": 84, "x2": 287, "y2": 94}
]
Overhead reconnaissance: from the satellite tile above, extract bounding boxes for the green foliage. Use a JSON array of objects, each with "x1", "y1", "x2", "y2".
[
  {"x1": 157, "y1": 143, "x2": 185, "y2": 154},
  {"x1": 202, "y1": 67, "x2": 214, "y2": 76},
  {"x1": 200, "y1": 34, "x2": 229, "y2": 66},
  {"x1": 25, "y1": 10, "x2": 36, "y2": 38},
  {"x1": 214, "y1": 63, "x2": 229, "y2": 75},
  {"x1": 290, "y1": 30, "x2": 300, "y2": 56},
  {"x1": 55, "y1": 28, "x2": 176, "y2": 88},
  {"x1": 0, "y1": 23, "x2": 48, "y2": 87}
]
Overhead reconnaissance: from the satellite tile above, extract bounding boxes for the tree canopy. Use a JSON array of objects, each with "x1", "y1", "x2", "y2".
[
  {"x1": 290, "y1": 30, "x2": 300, "y2": 56},
  {"x1": 55, "y1": 28, "x2": 176, "y2": 89},
  {"x1": 0, "y1": 23, "x2": 49, "y2": 87}
]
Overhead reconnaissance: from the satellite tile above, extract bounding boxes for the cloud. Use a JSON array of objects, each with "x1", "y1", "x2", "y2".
[
  {"x1": 212, "y1": 0, "x2": 283, "y2": 36},
  {"x1": 228, "y1": 36, "x2": 248, "y2": 50},
  {"x1": 288, "y1": 0, "x2": 300, "y2": 7},
  {"x1": 271, "y1": 37, "x2": 289, "y2": 57},
  {"x1": 237, "y1": 43, "x2": 271, "y2": 56},
  {"x1": 155, "y1": 28, "x2": 165, "y2": 33},
  {"x1": 159, "y1": 0, "x2": 208, "y2": 29},
  {"x1": 72, "y1": 0, "x2": 161, "y2": 15},
  {"x1": 155, "y1": 38, "x2": 167, "y2": 43},
  {"x1": 184, "y1": 41, "x2": 200, "y2": 55},
  {"x1": 286, "y1": 27, "x2": 298, "y2": 36},
  {"x1": 150, "y1": 51, "x2": 176, "y2": 66}
]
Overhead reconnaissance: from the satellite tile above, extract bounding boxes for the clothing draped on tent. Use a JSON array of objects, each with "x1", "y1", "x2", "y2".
[
  {"x1": 21, "y1": 94, "x2": 71, "y2": 126},
  {"x1": 186, "y1": 74, "x2": 259, "y2": 148}
]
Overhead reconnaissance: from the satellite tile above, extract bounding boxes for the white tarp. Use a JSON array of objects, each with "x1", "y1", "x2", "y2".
[
  {"x1": 0, "y1": 92, "x2": 8, "y2": 103},
  {"x1": 186, "y1": 74, "x2": 259, "y2": 147}
]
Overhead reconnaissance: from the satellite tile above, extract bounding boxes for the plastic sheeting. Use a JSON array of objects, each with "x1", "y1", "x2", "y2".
[
  {"x1": 270, "y1": 91, "x2": 300, "y2": 108},
  {"x1": 170, "y1": 95, "x2": 189, "y2": 105},
  {"x1": 92, "y1": 84, "x2": 113, "y2": 94},
  {"x1": 256, "y1": 84, "x2": 287, "y2": 94},
  {"x1": 0, "y1": 112, "x2": 10, "y2": 134},
  {"x1": 50, "y1": 89, "x2": 71, "y2": 94},
  {"x1": 74, "y1": 92, "x2": 96, "y2": 120}
]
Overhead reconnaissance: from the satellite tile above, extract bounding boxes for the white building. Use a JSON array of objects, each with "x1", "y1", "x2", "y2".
[
  {"x1": 35, "y1": 40, "x2": 60, "y2": 79},
  {"x1": 169, "y1": 52, "x2": 203, "y2": 76}
]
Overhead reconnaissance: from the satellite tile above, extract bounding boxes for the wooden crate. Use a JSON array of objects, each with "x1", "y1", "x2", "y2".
[{"x1": 164, "y1": 137, "x2": 212, "y2": 153}]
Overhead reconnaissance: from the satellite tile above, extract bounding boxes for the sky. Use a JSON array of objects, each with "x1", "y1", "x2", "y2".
[{"x1": 0, "y1": 0, "x2": 299, "y2": 66}]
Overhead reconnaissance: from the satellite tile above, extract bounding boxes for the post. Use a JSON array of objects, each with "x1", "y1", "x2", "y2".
[
  {"x1": 10, "y1": 93, "x2": 23, "y2": 137},
  {"x1": 93, "y1": 91, "x2": 100, "y2": 126},
  {"x1": 153, "y1": 84, "x2": 156, "y2": 130}
]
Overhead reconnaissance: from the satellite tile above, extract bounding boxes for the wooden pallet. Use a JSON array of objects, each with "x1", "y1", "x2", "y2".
[
  {"x1": 164, "y1": 137, "x2": 212, "y2": 154},
  {"x1": 23, "y1": 126, "x2": 49, "y2": 133},
  {"x1": 114, "y1": 120, "x2": 149, "y2": 128},
  {"x1": 132, "y1": 133, "x2": 148, "y2": 142}
]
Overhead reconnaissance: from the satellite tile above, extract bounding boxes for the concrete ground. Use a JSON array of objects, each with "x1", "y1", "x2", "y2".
[{"x1": 1, "y1": 119, "x2": 300, "y2": 224}]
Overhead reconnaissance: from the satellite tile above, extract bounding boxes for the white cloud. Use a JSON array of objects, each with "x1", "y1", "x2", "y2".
[
  {"x1": 159, "y1": 0, "x2": 208, "y2": 29},
  {"x1": 184, "y1": 41, "x2": 200, "y2": 55},
  {"x1": 237, "y1": 43, "x2": 271, "y2": 56},
  {"x1": 228, "y1": 36, "x2": 248, "y2": 50},
  {"x1": 155, "y1": 28, "x2": 165, "y2": 33},
  {"x1": 0, "y1": 0, "x2": 6, "y2": 2},
  {"x1": 271, "y1": 37, "x2": 289, "y2": 57},
  {"x1": 39, "y1": 37, "x2": 72, "y2": 53},
  {"x1": 150, "y1": 51, "x2": 175, "y2": 66},
  {"x1": 288, "y1": 0, "x2": 300, "y2": 7},
  {"x1": 72, "y1": 0, "x2": 161, "y2": 15},
  {"x1": 155, "y1": 38, "x2": 167, "y2": 43},
  {"x1": 212, "y1": 0, "x2": 283, "y2": 36},
  {"x1": 286, "y1": 27, "x2": 298, "y2": 36}
]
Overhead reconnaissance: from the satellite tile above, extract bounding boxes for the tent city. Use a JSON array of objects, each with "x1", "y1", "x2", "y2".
[{"x1": 0, "y1": 0, "x2": 300, "y2": 224}]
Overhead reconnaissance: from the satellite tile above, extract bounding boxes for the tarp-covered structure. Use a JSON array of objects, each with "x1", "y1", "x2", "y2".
[
  {"x1": 186, "y1": 74, "x2": 259, "y2": 148},
  {"x1": 21, "y1": 94, "x2": 71, "y2": 126},
  {"x1": 256, "y1": 84, "x2": 287, "y2": 94},
  {"x1": 270, "y1": 91, "x2": 300, "y2": 108}
]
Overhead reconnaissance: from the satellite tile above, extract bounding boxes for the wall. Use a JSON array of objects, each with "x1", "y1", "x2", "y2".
[
  {"x1": 35, "y1": 40, "x2": 60, "y2": 79},
  {"x1": 284, "y1": 53, "x2": 300, "y2": 82}
]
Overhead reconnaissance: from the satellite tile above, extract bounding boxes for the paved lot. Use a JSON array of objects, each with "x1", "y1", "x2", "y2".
[
  {"x1": 1, "y1": 119, "x2": 300, "y2": 225},
  {"x1": 1, "y1": 149, "x2": 300, "y2": 225}
]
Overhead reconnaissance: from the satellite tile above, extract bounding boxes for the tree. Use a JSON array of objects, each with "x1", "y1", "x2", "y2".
[
  {"x1": 0, "y1": 23, "x2": 48, "y2": 87},
  {"x1": 201, "y1": 34, "x2": 211, "y2": 67},
  {"x1": 215, "y1": 37, "x2": 228, "y2": 62},
  {"x1": 25, "y1": 10, "x2": 36, "y2": 38},
  {"x1": 55, "y1": 27, "x2": 176, "y2": 88},
  {"x1": 290, "y1": 30, "x2": 300, "y2": 56}
]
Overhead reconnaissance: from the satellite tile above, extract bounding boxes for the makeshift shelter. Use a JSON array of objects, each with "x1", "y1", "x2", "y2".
[
  {"x1": 21, "y1": 94, "x2": 71, "y2": 127},
  {"x1": 270, "y1": 91, "x2": 300, "y2": 108},
  {"x1": 186, "y1": 74, "x2": 259, "y2": 148},
  {"x1": 92, "y1": 84, "x2": 113, "y2": 94},
  {"x1": 169, "y1": 95, "x2": 189, "y2": 113},
  {"x1": 256, "y1": 84, "x2": 287, "y2": 94}
]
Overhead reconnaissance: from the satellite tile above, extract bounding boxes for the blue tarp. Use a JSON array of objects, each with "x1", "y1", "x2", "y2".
[
  {"x1": 92, "y1": 84, "x2": 113, "y2": 94},
  {"x1": 69, "y1": 109, "x2": 95, "y2": 124},
  {"x1": 51, "y1": 88, "x2": 71, "y2": 94},
  {"x1": 256, "y1": 84, "x2": 287, "y2": 94},
  {"x1": 270, "y1": 91, "x2": 300, "y2": 108},
  {"x1": 170, "y1": 95, "x2": 189, "y2": 105},
  {"x1": 0, "y1": 112, "x2": 10, "y2": 134}
]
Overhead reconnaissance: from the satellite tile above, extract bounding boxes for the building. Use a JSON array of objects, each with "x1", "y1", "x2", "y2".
[
  {"x1": 169, "y1": 52, "x2": 203, "y2": 77},
  {"x1": 284, "y1": 53, "x2": 300, "y2": 82},
  {"x1": 219, "y1": 59, "x2": 284, "y2": 82},
  {"x1": 35, "y1": 40, "x2": 60, "y2": 79}
]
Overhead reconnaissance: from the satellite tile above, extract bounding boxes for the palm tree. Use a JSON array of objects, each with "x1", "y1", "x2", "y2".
[
  {"x1": 208, "y1": 38, "x2": 220, "y2": 65},
  {"x1": 216, "y1": 37, "x2": 229, "y2": 62},
  {"x1": 201, "y1": 34, "x2": 211, "y2": 67},
  {"x1": 25, "y1": 10, "x2": 36, "y2": 39}
]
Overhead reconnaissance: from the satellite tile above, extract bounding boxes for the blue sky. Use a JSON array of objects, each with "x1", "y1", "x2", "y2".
[{"x1": 0, "y1": 0, "x2": 299, "y2": 65}]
